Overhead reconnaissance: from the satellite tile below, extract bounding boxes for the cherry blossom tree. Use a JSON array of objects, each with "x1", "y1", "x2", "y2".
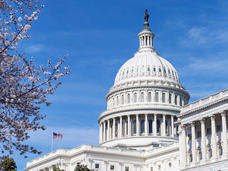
[{"x1": 0, "y1": 0, "x2": 70, "y2": 157}]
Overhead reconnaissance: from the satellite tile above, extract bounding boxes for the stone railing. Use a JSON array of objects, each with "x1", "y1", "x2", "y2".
[{"x1": 181, "y1": 89, "x2": 228, "y2": 114}]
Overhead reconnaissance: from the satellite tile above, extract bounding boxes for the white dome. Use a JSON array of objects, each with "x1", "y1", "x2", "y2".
[{"x1": 114, "y1": 50, "x2": 180, "y2": 86}]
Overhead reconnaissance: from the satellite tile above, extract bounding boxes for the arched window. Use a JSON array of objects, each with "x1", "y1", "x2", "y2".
[
  {"x1": 169, "y1": 93, "x2": 172, "y2": 104},
  {"x1": 162, "y1": 92, "x2": 165, "y2": 103},
  {"x1": 117, "y1": 96, "x2": 119, "y2": 106},
  {"x1": 155, "y1": 91, "x2": 159, "y2": 102},
  {"x1": 127, "y1": 94, "x2": 130, "y2": 103},
  {"x1": 140, "y1": 92, "x2": 144, "y2": 102},
  {"x1": 121, "y1": 94, "x2": 124, "y2": 105},
  {"x1": 148, "y1": 92, "x2": 152, "y2": 102},
  {"x1": 113, "y1": 98, "x2": 115, "y2": 107},
  {"x1": 134, "y1": 93, "x2": 137, "y2": 103}
]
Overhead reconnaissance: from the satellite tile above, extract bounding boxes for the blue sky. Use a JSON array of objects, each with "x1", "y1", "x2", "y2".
[{"x1": 11, "y1": 0, "x2": 228, "y2": 170}]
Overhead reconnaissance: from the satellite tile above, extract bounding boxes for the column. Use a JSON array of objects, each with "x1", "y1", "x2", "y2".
[
  {"x1": 222, "y1": 111, "x2": 228, "y2": 158},
  {"x1": 166, "y1": 92, "x2": 169, "y2": 104},
  {"x1": 172, "y1": 93, "x2": 175, "y2": 105},
  {"x1": 120, "y1": 116, "x2": 123, "y2": 138},
  {"x1": 136, "y1": 114, "x2": 140, "y2": 136},
  {"x1": 145, "y1": 114, "x2": 149, "y2": 136},
  {"x1": 211, "y1": 115, "x2": 217, "y2": 160},
  {"x1": 107, "y1": 119, "x2": 110, "y2": 140},
  {"x1": 159, "y1": 91, "x2": 162, "y2": 102},
  {"x1": 153, "y1": 114, "x2": 157, "y2": 136},
  {"x1": 171, "y1": 115, "x2": 174, "y2": 137},
  {"x1": 128, "y1": 115, "x2": 131, "y2": 136},
  {"x1": 124, "y1": 119, "x2": 127, "y2": 136},
  {"x1": 201, "y1": 119, "x2": 207, "y2": 162},
  {"x1": 104, "y1": 121, "x2": 106, "y2": 141},
  {"x1": 49, "y1": 166, "x2": 53, "y2": 171},
  {"x1": 99, "y1": 123, "x2": 102, "y2": 143},
  {"x1": 113, "y1": 118, "x2": 116, "y2": 139},
  {"x1": 191, "y1": 122, "x2": 196, "y2": 165},
  {"x1": 162, "y1": 115, "x2": 166, "y2": 136},
  {"x1": 180, "y1": 125, "x2": 187, "y2": 168}
]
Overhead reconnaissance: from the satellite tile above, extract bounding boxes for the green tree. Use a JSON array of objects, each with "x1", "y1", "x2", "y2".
[
  {"x1": 54, "y1": 168, "x2": 65, "y2": 171},
  {"x1": 0, "y1": 157, "x2": 17, "y2": 171},
  {"x1": 74, "y1": 163, "x2": 91, "y2": 171}
]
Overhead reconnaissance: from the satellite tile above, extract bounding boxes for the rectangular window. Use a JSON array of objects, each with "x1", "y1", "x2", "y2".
[
  {"x1": 217, "y1": 125, "x2": 222, "y2": 132},
  {"x1": 125, "y1": 167, "x2": 129, "y2": 171},
  {"x1": 197, "y1": 131, "x2": 201, "y2": 138},
  {"x1": 95, "y1": 164, "x2": 99, "y2": 168},
  {"x1": 110, "y1": 165, "x2": 114, "y2": 170},
  {"x1": 207, "y1": 128, "x2": 211, "y2": 135},
  {"x1": 122, "y1": 95, "x2": 124, "y2": 105}
]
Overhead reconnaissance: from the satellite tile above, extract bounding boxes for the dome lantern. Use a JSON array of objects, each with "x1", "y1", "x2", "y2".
[{"x1": 138, "y1": 9, "x2": 155, "y2": 52}]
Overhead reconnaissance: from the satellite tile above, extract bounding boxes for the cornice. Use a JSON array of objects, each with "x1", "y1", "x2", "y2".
[
  {"x1": 98, "y1": 104, "x2": 181, "y2": 122},
  {"x1": 180, "y1": 89, "x2": 228, "y2": 118}
]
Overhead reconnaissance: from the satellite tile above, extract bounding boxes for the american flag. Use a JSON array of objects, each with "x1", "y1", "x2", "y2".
[{"x1": 53, "y1": 132, "x2": 63, "y2": 139}]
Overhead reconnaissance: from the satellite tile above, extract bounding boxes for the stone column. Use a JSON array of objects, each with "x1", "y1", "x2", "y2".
[
  {"x1": 172, "y1": 93, "x2": 175, "y2": 105},
  {"x1": 113, "y1": 118, "x2": 116, "y2": 139},
  {"x1": 49, "y1": 166, "x2": 53, "y2": 171},
  {"x1": 222, "y1": 111, "x2": 228, "y2": 158},
  {"x1": 162, "y1": 115, "x2": 166, "y2": 136},
  {"x1": 166, "y1": 92, "x2": 169, "y2": 104},
  {"x1": 107, "y1": 119, "x2": 110, "y2": 140},
  {"x1": 191, "y1": 122, "x2": 196, "y2": 165},
  {"x1": 180, "y1": 125, "x2": 187, "y2": 168},
  {"x1": 99, "y1": 123, "x2": 102, "y2": 143},
  {"x1": 136, "y1": 114, "x2": 140, "y2": 136},
  {"x1": 104, "y1": 121, "x2": 106, "y2": 141},
  {"x1": 171, "y1": 115, "x2": 174, "y2": 137},
  {"x1": 145, "y1": 114, "x2": 149, "y2": 136},
  {"x1": 120, "y1": 116, "x2": 123, "y2": 138},
  {"x1": 124, "y1": 119, "x2": 128, "y2": 136},
  {"x1": 159, "y1": 91, "x2": 162, "y2": 102},
  {"x1": 211, "y1": 115, "x2": 217, "y2": 160},
  {"x1": 153, "y1": 114, "x2": 157, "y2": 136},
  {"x1": 128, "y1": 115, "x2": 131, "y2": 136},
  {"x1": 201, "y1": 119, "x2": 207, "y2": 162}
]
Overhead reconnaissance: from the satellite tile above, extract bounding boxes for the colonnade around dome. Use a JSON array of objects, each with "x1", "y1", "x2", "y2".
[{"x1": 99, "y1": 113, "x2": 178, "y2": 145}]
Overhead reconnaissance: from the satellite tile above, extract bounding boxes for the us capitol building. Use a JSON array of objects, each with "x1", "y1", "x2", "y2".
[{"x1": 26, "y1": 11, "x2": 228, "y2": 171}]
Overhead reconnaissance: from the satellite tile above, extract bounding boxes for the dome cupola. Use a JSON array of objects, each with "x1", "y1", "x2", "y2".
[
  {"x1": 98, "y1": 10, "x2": 190, "y2": 150},
  {"x1": 138, "y1": 9, "x2": 155, "y2": 52}
]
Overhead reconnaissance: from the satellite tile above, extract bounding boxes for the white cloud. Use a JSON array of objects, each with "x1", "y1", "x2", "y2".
[{"x1": 26, "y1": 44, "x2": 44, "y2": 53}]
